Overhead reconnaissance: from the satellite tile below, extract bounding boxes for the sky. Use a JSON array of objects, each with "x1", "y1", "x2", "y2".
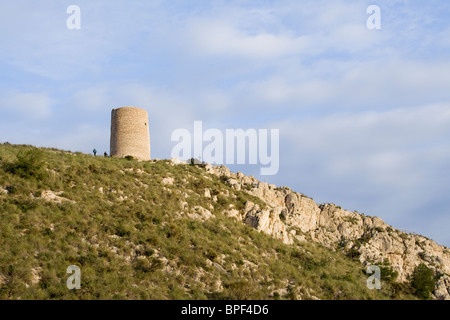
[{"x1": 1, "y1": 0, "x2": 450, "y2": 247}]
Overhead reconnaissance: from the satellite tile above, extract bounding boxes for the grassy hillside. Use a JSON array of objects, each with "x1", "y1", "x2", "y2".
[{"x1": 0, "y1": 143, "x2": 417, "y2": 300}]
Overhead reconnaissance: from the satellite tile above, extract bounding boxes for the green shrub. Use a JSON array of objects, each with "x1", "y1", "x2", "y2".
[
  {"x1": 216, "y1": 196, "x2": 229, "y2": 206},
  {"x1": 204, "y1": 248, "x2": 218, "y2": 261},
  {"x1": 223, "y1": 280, "x2": 264, "y2": 300},
  {"x1": 379, "y1": 259, "x2": 398, "y2": 283},
  {"x1": 6, "y1": 149, "x2": 47, "y2": 180},
  {"x1": 347, "y1": 248, "x2": 360, "y2": 259},
  {"x1": 410, "y1": 263, "x2": 436, "y2": 300},
  {"x1": 88, "y1": 164, "x2": 100, "y2": 173},
  {"x1": 286, "y1": 284, "x2": 298, "y2": 300}
]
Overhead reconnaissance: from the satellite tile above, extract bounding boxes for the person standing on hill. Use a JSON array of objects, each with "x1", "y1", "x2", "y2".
[{"x1": 93, "y1": 149, "x2": 97, "y2": 156}]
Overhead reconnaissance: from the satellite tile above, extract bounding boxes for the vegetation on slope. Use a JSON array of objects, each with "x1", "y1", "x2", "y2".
[{"x1": 0, "y1": 143, "x2": 418, "y2": 299}]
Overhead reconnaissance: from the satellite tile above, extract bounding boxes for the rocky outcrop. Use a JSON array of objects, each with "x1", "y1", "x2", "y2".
[
  {"x1": 434, "y1": 275, "x2": 450, "y2": 300},
  {"x1": 357, "y1": 230, "x2": 450, "y2": 283},
  {"x1": 202, "y1": 162, "x2": 450, "y2": 299},
  {"x1": 243, "y1": 201, "x2": 291, "y2": 244},
  {"x1": 39, "y1": 190, "x2": 75, "y2": 204}
]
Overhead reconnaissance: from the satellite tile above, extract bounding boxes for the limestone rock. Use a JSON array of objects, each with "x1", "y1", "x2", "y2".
[
  {"x1": 170, "y1": 157, "x2": 187, "y2": 165},
  {"x1": 244, "y1": 202, "x2": 292, "y2": 244},
  {"x1": 434, "y1": 275, "x2": 450, "y2": 300},
  {"x1": 225, "y1": 209, "x2": 241, "y2": 220},
  {"x1": 40, "y1": 190, "x2": 75, "y2": 204},
  {"x1": 30, "y1": 267, "x2": 42, "y2": 285},
  {"x1": 187, "y1": 206, "x2": 213, "y2": 221},
  {"x1": 284, "y1": 193, "x2": 320, "y2": 233},
  {"x1": 161, "y1": 177, "x2": 174, "y2": 185},
  {"x1": 227, "y1": 178, "x2": 241, "y2": 190},
  {"x1": 203, "y1": 164, "x2": 450, "y2": 298},
  {"x1": 205, "y1": 164, "x2": 232, "y2": 179}
]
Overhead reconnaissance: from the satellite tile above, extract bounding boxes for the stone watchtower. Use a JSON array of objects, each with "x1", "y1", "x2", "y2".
[{"x1": 110, "y1": 106, "x2": 151, "y2": 160}]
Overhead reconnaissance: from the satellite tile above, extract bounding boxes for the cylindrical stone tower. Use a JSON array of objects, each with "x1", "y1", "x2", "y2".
[{"x1": 110, "y1": 106, "x2": 151, "y2": 161}]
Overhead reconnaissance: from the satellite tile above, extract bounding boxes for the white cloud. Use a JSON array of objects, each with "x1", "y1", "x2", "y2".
[
  {"x1": 182, "y1": 0, "x2": 389, "y2": 62},
  {"x1": 231, "y1": 59, "x2": 450, "y2": 113},
  {"x1": 188, "y1": 20, "x2": 310, "y2": 59}
]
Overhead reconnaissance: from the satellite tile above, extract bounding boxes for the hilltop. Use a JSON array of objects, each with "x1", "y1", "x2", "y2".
[{"x1": 0, "y1": 143, "x2": 449, "y2": 300}]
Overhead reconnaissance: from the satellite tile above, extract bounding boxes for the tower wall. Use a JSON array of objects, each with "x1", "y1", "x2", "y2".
[{"x1": 110, "y1": 107, "x2": 151, "y2": 161}]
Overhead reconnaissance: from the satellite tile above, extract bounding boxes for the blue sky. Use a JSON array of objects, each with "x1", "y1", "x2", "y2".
[{"x1": 1, "y1": 0, "x2": 450, "y2": 246}]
